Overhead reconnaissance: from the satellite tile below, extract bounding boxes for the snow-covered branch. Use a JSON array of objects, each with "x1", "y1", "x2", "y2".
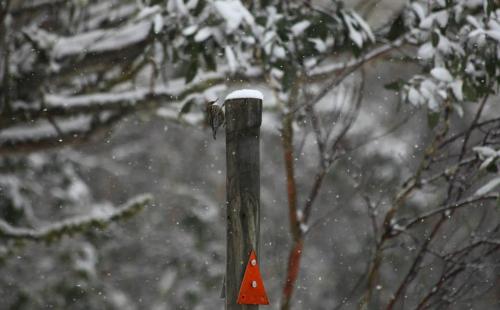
[
  {"x1": 0, "y1": 194, "x2": 152, "y2": 242},
  {"x1": 0, "y1": 113, "x2": 123, "y2": 155}
]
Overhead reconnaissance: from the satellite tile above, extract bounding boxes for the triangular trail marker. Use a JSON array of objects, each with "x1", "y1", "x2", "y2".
[{"x1": 237, "y1": 250, "x2": 270, "y2": 305}]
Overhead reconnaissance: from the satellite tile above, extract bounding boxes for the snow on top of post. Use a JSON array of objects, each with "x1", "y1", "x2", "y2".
[{"x1": 225, "y1": 89, "x2": 263, "y2": 101}]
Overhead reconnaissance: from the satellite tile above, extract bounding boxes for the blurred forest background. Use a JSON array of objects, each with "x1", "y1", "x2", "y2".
[{"x1": 1, "y1": 0, "x2": 499, "y2": 309}]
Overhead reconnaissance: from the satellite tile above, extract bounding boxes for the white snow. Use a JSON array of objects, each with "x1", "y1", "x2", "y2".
[
  {"x1": 473, "y1": 145, "x2": 500, "y2": 170},
  {"x1": 473, "y1": 146, "x2": 497, "y2": 158},
  {"x1": 411, "y1": 2, "x2": 427, "y2": 21},
  {"x1": 0, "y1": 117, "x2": 92, "y2": 143},
  {"x1": 225, "y1": 89, "x2": 264, "y2": 101},
  {"x1": 153, "y1": 14, "x2": 163, "y2": 34},
  {"x1": 436, "y1": 35, "x2": 459, "y2": 55},
  {"x1": 291, "y1": 20, "x2": 311, "y2": 36},
  {"x1": 45, "y1": 88, "x2": 162, "y2": 109},
  {"x1": 479, "y1": 156, "x2": 497, "y2": 171},
  {"x1": 213, "y1": 1, "x2": 255, "y2": 33},
  {"x1": 351, "y1": 11, "x2": 375, "y2": 42},
  {"x1": 0, "y1": 194, "x2": 151, "y2": 241},
  {"x1": 136, "y1": 5, "x2": 161, "y2": 20},
  {"x1": 475, "y1": 177, "x2": 500, "y2": 196},
  {"x1": 420, "y1": 11, "x2": 449, "y2": 29},
  {"x1": 270, "y1": 68, "x2": 284, "y2": 79},
  {"x1": 172, "y1": 0, "x2": 189, "y2": 15},
  {"x1": 408, "y1": 87, "x2": 423, "y2": 106},
  {"x1": 309, "y1": 38, "x2": 327, "y2": 53},
  {"x1": 183, "y1": 25, "x2": 198, "y2": 36},
  {"x1": 273, "y1": 45, "x2": 286, "y2": 59},
  {"x1": 449, "y1": 80, "x2": 463, "y2": 101},
  {"x1": 418, "y1": 42, "x2": 435, "y2": 59},
  {"x1": 52, "y1": 21, "x2": 152, "y2": 59},
  {"x1": 343, "y1": 12, "x2": 364, "y2": 48},
  {"x1": 431, "y1": 67, "x2": 453, "y2": 82},
  {"x1": 194, "y1": 27, "x2": 212, "y2": 42},
  {"x1": 304, "y1": 58, "x2": 317, "y2": 69},
  {"x1": 486, "y1": 29, "x2": 500, "y2": 42}
]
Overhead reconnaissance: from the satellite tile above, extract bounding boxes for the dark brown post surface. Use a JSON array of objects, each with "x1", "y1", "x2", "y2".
[{"x1": 225, "y1": 96, "x2": 262, "y2": 310}]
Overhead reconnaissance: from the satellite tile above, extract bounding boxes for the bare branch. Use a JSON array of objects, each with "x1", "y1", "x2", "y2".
[{"x1": 398, "y1": 194, "x2": 499, "y2": 232}]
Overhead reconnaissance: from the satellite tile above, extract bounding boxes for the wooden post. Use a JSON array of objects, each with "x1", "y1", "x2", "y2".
[{"x1": 225, "y1": 93, "x2": 263, "y2": 310}]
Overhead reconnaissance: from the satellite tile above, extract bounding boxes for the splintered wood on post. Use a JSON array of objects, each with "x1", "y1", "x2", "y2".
[{"x1": 224, "y1": 89, "x2": 266, "y2": 309}]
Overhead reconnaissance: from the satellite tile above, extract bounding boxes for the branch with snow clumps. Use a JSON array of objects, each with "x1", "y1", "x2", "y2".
[{"x1": 0, "y1": 194, "x2": 152, "y2": 242}]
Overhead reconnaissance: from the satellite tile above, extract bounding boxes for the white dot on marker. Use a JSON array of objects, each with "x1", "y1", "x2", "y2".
[
  {"x1": 251, "y1": 259, "x2": 257, "y2": 266},
  {"x1": 251, "y1": 281, "x2": 257, "y2": 288}
]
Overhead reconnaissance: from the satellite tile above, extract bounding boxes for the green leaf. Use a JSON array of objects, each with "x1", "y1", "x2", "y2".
[
  {"x1": 193, "y1": 0, "x2": 206, "y2": 16},
  {"x1": 260, "y1": 0, "x2": 271, "y2": 7},
  {"x1": 431, "y1": 31, "x2": 440, "y2": 47},
  {"x1": 427, "y1": 111, "x2": 440, "y2": 129},
  {"x1": 463, "y1": 81, "x2": 477, "y2": 101},
  {"x1": 308, "y1": 18, "x2": 329, "y2": 40},
  {"x1": 281, "y1": 64, "x2": 297, "y2": 92},
  {"x1": 485, "y1": 0, "x2": 494, "y2": 15},
  {"x1": 384, "y1": 79, "x2": 404, "y2": 91},
  {"x1": 256, "y1": 16, "x2": 267, "y2": 26},
  {"x1": 180, "y1": 97, "x2": 198, "y2": 115},
  {"x1": 487, "y1": 162, "x2": 498, "y2": 173},
  {"x1": 185, "y1": 58, "x2": 199, "y2": 83},
  {"x1": 486, "y1": 56, "x2": 496, "y2": 77},
  {"x1": 202, "y1": 51, "x2": 217, "y2": 71},
  {"x1": 276, "y1": 19, "x2": 289, "y2": 42},
  {"x1": 386, "y1": 15, "x2": 405, "y2": 41}
]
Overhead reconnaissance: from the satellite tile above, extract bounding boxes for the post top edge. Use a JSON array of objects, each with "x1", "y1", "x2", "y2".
[{"x1": 225, "y1": 89, "x2": 264, "y2": 101}]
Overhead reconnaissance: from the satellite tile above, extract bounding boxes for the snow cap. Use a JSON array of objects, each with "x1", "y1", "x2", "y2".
[{"x1": 225, "y1": 89, "x2": 264, "y2": 101}]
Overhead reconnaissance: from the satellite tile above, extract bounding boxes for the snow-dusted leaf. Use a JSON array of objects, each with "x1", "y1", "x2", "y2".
[
  {"x1": 473, "y1": 146, "x2": 497, "y2": 158},
  {"x1": 154, "y1": 14, "x2": 163, "y2": 34},
  {"x1": 475, "y1": 177, "x2": 500, "y2": 196},
  {"x1": 171, "y1": 0, "x2": 189, "y2": 15},
  {"x1": 343, "y1": 13, "x2": 364, "y2": 48},
  {"x1": 418, "y1": 42, "x2": 435, "y2": 59},
  {"x1": 309, "y1": 38, "x2": 327, "y2": 52},
  {"x1": 273, "y1": 45, "x2": 286, "y2": 59},
  {"x1": 411, "y1": 2, "x2": 427, "y2": 20},
  {"x1": 420, "y1": 11, "x2": 449, "y2": 29},
  {"x1": 453, "y1": 103, "x2": 464, "y2": 118},
  {"x1": 185, "y1": 0, "x2": 199, "y2": 10},
  {"x1": 137, "y1": 5, "x2": 161, "y2": 20},
  {"x1": 431, "y1": 67, "x2": 453, "y2": 82},
  {"x1": 479, "y1": 156, "x2": 497, "y2": 171},
  {"x1": 427, "y1": 95, "x2": 440, "y2": 111},
  {"x1": 449, "y1": 80, "x2": 463, "y2": 101},
  {"x1": 213, "y1": 0, "x2": 255, "y2": 33},
  {"x1": 351, "y1": 11, "x2": 375, "y2": 42},
  {"x1": 466, "y1": 15, "x2": 481, "y2": 28},
  {"x1": 270, "y1": 68, "x2": 284, "y2": 79},
  {"x1": 304, "y1": 58, "x2": 317, "y2": 69},
  {"x1": 182, "y1": 25, "x2": 198, "y2": 36},
  {"x1": 485, "y1": 30, "x2": 500, "y2": 42},
  {"x1": 159, "y1": 269, "x2": 177, "y2": 294},
  {"x1": 408, "y1": 87, "x2": 422, "y2": 106},
  {"x1": 194, "y1": 27, "x2": 212, "y2": 42},
  {"x1": 291, "y1": 20, "x2": 311, "y2": 36}
]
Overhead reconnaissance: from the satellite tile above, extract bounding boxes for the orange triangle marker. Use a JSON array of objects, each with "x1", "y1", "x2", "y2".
[{"x1": 237, "y1": 250, "x2": 270, "y2": 305}]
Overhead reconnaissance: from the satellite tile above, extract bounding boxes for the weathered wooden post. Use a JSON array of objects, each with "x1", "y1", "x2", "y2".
[{"x1": 224, "y1": 89, "x2": 266, "y2": 309}]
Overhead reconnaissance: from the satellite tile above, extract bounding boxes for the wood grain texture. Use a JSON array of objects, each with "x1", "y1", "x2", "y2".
[{"x1": 225, "y1": 97, "x2": 262, "y2": 310}]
